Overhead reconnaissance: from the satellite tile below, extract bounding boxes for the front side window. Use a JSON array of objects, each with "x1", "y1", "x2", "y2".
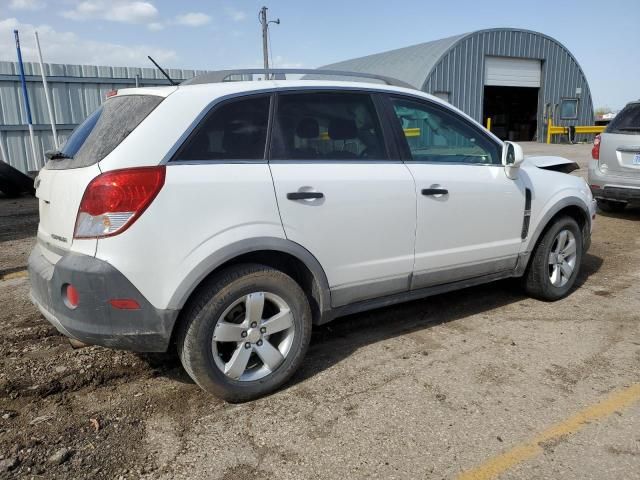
[
  {"x1": 559, "y1": 98, "x2": 579, "y2": 120},
  {"x1": 271, "y1": 92, "x2": 387, "y2": 160},
  {"x1": 175, "y1": 95, "x2": 270, "y2": 161},
  {"x1": 390, "y1": 97, "x2": 500, "y2": 165}
]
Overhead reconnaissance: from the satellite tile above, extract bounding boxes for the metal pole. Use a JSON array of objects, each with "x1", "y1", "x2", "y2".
[
  {"x1": 14, "y1": 30, "x2": 39, "y2": 171},
  {"x1": 0, "y1": 133, "x2": 8, "y2": 165},
  {"x1": 260, "y1": 7, "x2": 269, "y2": 73},
  {"x1": 34, "y1": 31, "x2": 58, "y2": 150}
]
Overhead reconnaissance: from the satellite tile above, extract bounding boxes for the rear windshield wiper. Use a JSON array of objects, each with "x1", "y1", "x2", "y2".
[{"x1": 45, "y1": 150, "x2": 73, "y2": 160}]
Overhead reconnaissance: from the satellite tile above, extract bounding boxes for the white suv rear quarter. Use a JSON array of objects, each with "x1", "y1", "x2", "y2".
[{"x1": 30, "y1": 79, "x2": 596, "y2": 401}]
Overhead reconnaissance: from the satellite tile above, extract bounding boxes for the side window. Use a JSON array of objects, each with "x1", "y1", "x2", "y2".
[
  {"x1": 175, "y1": 96, "x2": 270, "y2": 161},
  {"x1": 390, "y1": 97, "x2": 500, "y2": 165},
  {"x1": 271, "y1": 92, "x2": 387, "y2": 160}
]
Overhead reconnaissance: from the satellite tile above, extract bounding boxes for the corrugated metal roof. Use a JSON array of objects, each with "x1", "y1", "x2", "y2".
[
  {"x1": 321, "y1": 34, "x2": 467, "y2": 89},
  {"x1": 321, "y1": 28, "x2": 595, "y2": 142}
]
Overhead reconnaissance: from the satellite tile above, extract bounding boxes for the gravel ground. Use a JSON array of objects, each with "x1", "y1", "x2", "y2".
[{"x1": 0, "y1": 143, "x2": 638, "y2": 480}]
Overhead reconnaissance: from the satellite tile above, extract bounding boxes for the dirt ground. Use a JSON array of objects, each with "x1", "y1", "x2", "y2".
[{"x1": 0, "y1": 143, "x2": 639, "y2": 480}]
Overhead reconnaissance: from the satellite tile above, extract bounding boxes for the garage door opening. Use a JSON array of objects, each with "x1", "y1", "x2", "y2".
[{"x1": 483, "y1": 86, "x2": 539, "y2": 141}]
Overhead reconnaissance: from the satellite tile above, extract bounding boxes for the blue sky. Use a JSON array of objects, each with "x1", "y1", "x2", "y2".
[{"x1": 1, "y1": 0, "x2": 638, "y2": 109}]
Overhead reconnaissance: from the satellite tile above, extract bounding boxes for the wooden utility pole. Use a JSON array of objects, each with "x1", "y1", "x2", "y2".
[{"x1": 259, "y1": 6, "x2": 279, "y2": 77}]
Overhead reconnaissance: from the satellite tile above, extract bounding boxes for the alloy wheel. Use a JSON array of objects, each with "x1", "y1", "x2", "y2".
[
  {"x1": 211, "y1": 292, "x2": 295, "y2": 381},
  {"x1": 548, "y1": 229, "x2": 577, "y2": 287}
]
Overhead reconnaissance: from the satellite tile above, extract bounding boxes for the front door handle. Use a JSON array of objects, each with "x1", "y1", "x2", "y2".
[
  {"x1": 287, "y1": 191, "x2": 324, "y2": 200},
  {"x1": 421, "y1": 188, "x2": 448, "y2": 196}
]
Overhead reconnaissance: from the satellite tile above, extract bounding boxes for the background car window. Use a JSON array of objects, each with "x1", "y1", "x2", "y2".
[
  {"x1": 271, "y1": 92, "x2": 387, "y2": 160},
  {"x1": 391, "y1": 97, "x2": 500, "y2": 165},
  {"x1": 176, "y1": 96, "x2": 270, "y2": 160},
  {"x1": 606, "y1": 102, "x2": 640, "y2": 134}
]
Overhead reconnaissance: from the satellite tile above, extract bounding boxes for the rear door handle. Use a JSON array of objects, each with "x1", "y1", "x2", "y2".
[
  {"x1": 421, "y1": 188, "x2": 448, "y2": 196},
  {"x1": 287, "y1": 191, "x2": 324, "y2": 200}
]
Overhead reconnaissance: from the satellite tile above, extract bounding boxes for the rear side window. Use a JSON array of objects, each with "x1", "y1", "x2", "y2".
[
  {"x1": 47, "y1": 95, "x2": 163, "y2": 170},
  {"x1": 270, "y1": 92, "x2": 387, "y2": 160},
  {"x1": 174, "y1": 96, "x2": 270, "y2": 161},
  {"x1": 606, "y1": 103, "x2": 640, "y2": 134}
]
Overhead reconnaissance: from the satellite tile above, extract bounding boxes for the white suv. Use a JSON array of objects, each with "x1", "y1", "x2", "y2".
[{"x1": 29, "y1": 71, "x2": 596, "y2": 401}]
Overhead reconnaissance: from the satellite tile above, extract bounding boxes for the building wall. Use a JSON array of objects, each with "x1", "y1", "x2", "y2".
[
  {"x1": 0, "y1": 61, "x2": 208, "y2": 173},
  {"x1": 422, "y1": 29, "x2": 594, "y2": 142}
]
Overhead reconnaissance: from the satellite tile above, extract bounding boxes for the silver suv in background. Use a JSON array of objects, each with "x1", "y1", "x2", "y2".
[{"x1": 589, "y1": 100, "x2": 640, "y2": 212}]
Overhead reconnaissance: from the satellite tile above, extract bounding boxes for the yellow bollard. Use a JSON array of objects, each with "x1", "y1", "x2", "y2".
[{"x1": 486, "y1": 117, "x2": 491, "y2": 131}]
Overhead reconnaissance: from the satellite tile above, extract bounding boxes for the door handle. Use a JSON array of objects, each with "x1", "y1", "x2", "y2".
[
  {"x1": 421, "y1": 188, "x2": 448, "y2": 196},
  {"x1": 287, "y1": 191, "x2": 324, "y2": 200}
]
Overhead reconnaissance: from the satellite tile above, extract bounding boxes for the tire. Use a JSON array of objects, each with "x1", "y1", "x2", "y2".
[
  {"x1": 522, "y1": 216, "x2": 583, "y2": 301},
  {"x1": 177, "y1": 263, "x2": 312, "y2": 402},
  {"x1": 0, "y1": 161, "x2": 35, "y2": 197},
  {"x1": 0, "y1": 186, "x2": 21, "y2": 198},
  {"x1": 597, "y1": 199, "x2": 626, "y2": 213}
]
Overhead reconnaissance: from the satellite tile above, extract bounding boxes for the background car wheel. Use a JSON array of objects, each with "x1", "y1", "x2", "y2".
[
  {"x1": 522, "y1": 216, "x2": 583, "y2": 301},
  {"x1": 177, "y1": 263, "x2": 312, "y2": 402},
  {"x1": 597, "y1": 199, "x2": 626, "y2": 213}
]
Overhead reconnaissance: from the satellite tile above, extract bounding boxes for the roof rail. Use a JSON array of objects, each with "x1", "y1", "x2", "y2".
[{"x1": 181, "y1": 68, "x2": 415, "y2": 90}]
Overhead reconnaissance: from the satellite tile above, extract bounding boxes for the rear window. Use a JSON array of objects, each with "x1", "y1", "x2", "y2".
[
  {"x1": 606, "y1": 103, "x2": 640, "y2": 135},
  {"x1": 46, "y1": 95, "x2": 163, "y2": 169}
]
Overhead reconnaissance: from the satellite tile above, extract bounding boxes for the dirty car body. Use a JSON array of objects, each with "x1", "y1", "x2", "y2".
[{"x1": 28, "y1": 74, "x2": 596, "y2": 400}]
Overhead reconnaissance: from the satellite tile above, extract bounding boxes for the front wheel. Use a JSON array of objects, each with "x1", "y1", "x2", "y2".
[
  {"x1": 522, "y1": 216, "x2": 583, "y2": 301},
  {"x1": 177, "y1": 264, "x2": 312, "y2": 402}
]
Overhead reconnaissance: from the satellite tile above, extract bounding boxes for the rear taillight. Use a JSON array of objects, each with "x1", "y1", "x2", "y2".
[
  {"x1": 74, "y1": 166, "x2": 165, "y2": 239},
  {"x1": 591, "y1": 134, "x2": 601, "y2": 160},
  {"x1": 63, "y1": 284, "x2": 79, "y2": 309}
]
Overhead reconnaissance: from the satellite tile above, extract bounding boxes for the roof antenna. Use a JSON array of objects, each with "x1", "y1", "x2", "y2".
[{"x1": 147, "y1": 55, "x2": 177, "y2": 86}]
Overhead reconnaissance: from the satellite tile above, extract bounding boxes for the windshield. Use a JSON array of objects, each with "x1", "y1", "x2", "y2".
[{"x1": 47, "y1": 95, "x2": 163, "y2": 170}]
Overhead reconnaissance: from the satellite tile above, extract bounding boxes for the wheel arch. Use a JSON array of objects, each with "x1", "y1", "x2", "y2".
[
  {"x1": 168, "y1": 237, "x2": 331, "y2": 324},
  {"x1": 517, "y1": 196, "x2": 591, "y2": 275}
]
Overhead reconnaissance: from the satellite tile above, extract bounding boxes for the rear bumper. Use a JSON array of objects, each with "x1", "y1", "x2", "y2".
[
  {"x1": 591, "y1": 186, "x2": 640, "y2": 203},
  {"x1": 28, "y1": 245, "x2": 179, "y2": 352},
  {"x1": 588, "y1": 167, "x2": 640, "y2": 204}
]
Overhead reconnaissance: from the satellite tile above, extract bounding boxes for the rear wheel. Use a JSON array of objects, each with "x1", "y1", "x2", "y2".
[
  {"x1": 522, "y1": 216, "x2": 583, "y2": 301},
  {"x1": 597, "y1": 199, "x2": 626, "y2": 213},
  {"x1": 177, "y1": 264, "x2": 312, "y2": 402}
]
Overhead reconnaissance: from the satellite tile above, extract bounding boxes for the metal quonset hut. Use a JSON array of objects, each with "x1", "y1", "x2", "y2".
[{"x1": 324, "y1": 28, "x2": 594, "y2": 142}]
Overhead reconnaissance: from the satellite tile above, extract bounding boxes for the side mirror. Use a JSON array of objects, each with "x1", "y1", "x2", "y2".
[{"x1": 502, "y1": 141, "x2": 524, "y2": 179}]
